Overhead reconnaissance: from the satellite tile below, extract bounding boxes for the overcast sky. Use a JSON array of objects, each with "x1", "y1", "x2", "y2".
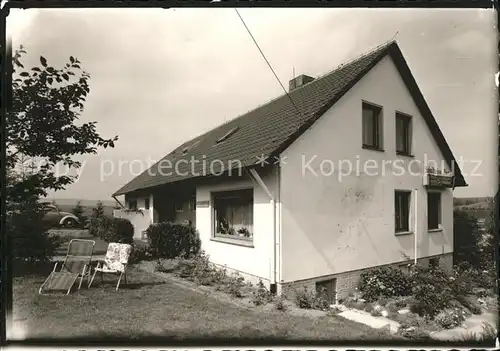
[{"x1": 7, "y1": 7, "x2": 498, "y2": 200}]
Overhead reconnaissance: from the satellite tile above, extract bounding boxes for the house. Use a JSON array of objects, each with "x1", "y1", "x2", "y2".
[{"x1": 113, "y1": 41, "x2": 467, "y2": 302}]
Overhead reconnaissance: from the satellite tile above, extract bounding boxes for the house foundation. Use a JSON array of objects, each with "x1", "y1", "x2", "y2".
[{"x1": 280, "y1": 252, "x2": 453, "y2": 303}]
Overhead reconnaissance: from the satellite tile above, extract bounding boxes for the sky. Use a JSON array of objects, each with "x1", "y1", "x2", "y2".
[{"x1": 6, "y1": 7, "x2": 498, "y2": 200}]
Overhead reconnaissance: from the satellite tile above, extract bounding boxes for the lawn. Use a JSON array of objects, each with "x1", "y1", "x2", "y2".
[{"x1": 11, "y1": 265, "x2": 396, "y2": 344}]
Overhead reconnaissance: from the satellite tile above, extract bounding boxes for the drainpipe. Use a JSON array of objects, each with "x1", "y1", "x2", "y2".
[
  {"x1": 414, "y1": 188, "x2": 418, "y2": 265},
  {"x1": 248, "y1": 168, "x2": 277, "y2": 293}
]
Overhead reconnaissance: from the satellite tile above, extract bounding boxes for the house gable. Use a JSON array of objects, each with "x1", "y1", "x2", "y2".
[{"x1": 279, "y1": 53, "x2": 456, "y2": 282}]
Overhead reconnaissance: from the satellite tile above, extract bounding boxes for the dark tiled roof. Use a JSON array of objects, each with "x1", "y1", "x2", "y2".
[{"x1": 114, "y1": 41, "x2": 466, "y2": 196}]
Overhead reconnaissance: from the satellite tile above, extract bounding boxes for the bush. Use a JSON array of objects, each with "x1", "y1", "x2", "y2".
[
  {"x1": 251, "y1": 280, "x2": 273, "y2": 306},
  {"x1": 89, "y1": 216, "x2": 113, "y2": 239},
  {"x1": 293, "y1": 286, "x2": 330, "y2": 310},
  {"x1": 7, "y1": 199, "x2": 60, "y2": 264},
  {"x1": 294, "y1": 287, "x2": 316, "y2": 309},
  {"x1": 89, "y1": 201, "x2": 107, "y2": 237},
  {"x1": 455, "y1": 295, "x2": 482, "y2": 315},
  {"x1": 359, "y1": 266, "x2": 412, "y2": 302},
  {"x1": 434, "y1": 307, "x2": 466, "y2": 329},
  {"x1": 226, "y1": 273, "x2": 245, "y2": 298},
  {"x1": 410, "y1": 264, "x2": 454, "y2": 318},
  {"x1": 105, "y1": 218, "x2": 134, "y2": 244},
  {"x1": 453, "y1": 209, "x2": 482, "y2": 268},
  {"x1": 129, "y1": 244, "x2": 153, "y2": 264},
  {"x1": 274, "y1": 295, "x2": 288, "y2": 312},
  {"x1": 146, "y1": 222, "x2": 201, "y2": 259}
]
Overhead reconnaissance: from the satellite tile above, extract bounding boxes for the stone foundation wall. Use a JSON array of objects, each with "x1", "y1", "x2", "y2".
[{"x1": 281, "y1": 252, "x2": 453, "y2": 302}]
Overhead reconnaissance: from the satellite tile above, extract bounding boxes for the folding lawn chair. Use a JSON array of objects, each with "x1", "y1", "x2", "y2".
[
  {"x1": 39, "y1": 239, "x2": 95, "y2": 295},
  {"x1": 89, "y1": 242, "x2": 132, "y2": 291}
]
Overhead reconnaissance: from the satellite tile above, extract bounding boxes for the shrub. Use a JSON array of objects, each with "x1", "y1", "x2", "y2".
[
  {"x1": 8, "y1": 199, "x2": 60, "y2": 264},
  {"x1": 434, "y1": 307, "x2": 466, "y2": 329},
  {"x1": 359, "y1": 266, "x2": 412, "y2": 301},
  {"x1": 88, "y1": 201, "x2": 106, "y2": 236},
  {"x1": 89, "y1": 216, "x2": 113, "y2": 239},
  {"x1": 454, "y1": 262, "x2": 496, "y2": 290},
  {"x1": 176, "y1": 258, "x2": 198, "y2": 279},
  {"x1": 226, "y1": 273, "x2": 245, "y2": 298},
  {"x1": 129, "y1": 244, "x2": 153, "y2": 264},
  {"x1": 251, "y1": 280, "x2": 273, "y2": 306},
  {"x1": 453, "y1": 209, "x2": 482, "y2": 268},
  {"x1": 103, "y1": 218, "x2": 134, "y2": 244},
  {"x1": 274, "y1": 295, "x2": 288, "y2": 312},
  {"x1": 410, "y1": 264, "x2": 454, "y2": 318},
  {"x1": 294, "y1": 287, "x2": 317, "y2": 309},
  {"x1": 370, "y1": 309, "x2": 382, "y2": 317},
  {"x1": 455, "y1": 295, "x2": 482, "y2": 315},
  {"x1": 146, "y1": 222, "x2": 201, "y2": 259},
  {"x1": 189, "y1": 252, "x2": 216, "y2": 285},
  {"x1": 293, "y1": 286, "x2": 330, "y2": 310}
]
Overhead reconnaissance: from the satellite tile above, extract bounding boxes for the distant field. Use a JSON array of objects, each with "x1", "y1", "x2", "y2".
[
  {"x1": 453, "y1": 197, "x2": 494, "y2": 207},
  {"x1": 56, "y1": 204, "x2": 115, "y2": 218}
]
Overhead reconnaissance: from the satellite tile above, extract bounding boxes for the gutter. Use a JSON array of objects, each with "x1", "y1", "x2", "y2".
[{"x1": 248, "y1": 168, "x2": 278, "y2": 293}]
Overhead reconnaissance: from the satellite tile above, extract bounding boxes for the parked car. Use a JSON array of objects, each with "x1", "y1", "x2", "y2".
[{"x1": 42, "y1": 203, "x2": 80, "y2": 228}]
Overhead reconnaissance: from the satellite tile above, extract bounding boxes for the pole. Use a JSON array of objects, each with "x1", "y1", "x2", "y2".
[{"x1": 414, "y1": 188, "x2": 418, "y2": 265}]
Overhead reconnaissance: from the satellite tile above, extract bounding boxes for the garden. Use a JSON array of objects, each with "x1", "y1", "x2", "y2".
[{"x1": 120, "y1": 209, "x2": 497, "y2": 343}]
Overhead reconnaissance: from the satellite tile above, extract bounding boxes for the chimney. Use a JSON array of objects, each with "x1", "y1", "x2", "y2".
[{"x1": 289, "y1": 74, "x2": 315, "y2": 92}]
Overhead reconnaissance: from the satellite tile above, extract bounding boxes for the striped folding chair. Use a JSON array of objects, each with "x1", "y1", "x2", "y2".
[
  {"x1": 88, "y1": 243, "x2": 132, "y2": 291},
  {"x1": 39, "y1": 239, "x2": 95, "y2": 295}
]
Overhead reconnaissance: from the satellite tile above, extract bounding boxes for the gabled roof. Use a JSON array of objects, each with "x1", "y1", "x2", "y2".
[{"x1": 114, "y1": 41, "x2": 466, "y2": 196}]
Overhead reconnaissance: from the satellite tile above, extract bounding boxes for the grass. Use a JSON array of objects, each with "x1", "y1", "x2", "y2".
[{"x1": 11, "y1": 266, "x2": 396, "y2": 342}]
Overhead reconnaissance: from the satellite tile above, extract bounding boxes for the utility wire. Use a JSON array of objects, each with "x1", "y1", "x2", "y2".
[{"x1": 234, "y1": 9, "x2": 304, "y2": 118}]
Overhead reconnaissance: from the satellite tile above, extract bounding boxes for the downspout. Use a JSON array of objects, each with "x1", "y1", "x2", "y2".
[
  {"x1": 248, "y1": 168, "x2": 277, "y2": 293},
  {"x1": 414, "y1": 188, "x2": 418, "y2": 265}
]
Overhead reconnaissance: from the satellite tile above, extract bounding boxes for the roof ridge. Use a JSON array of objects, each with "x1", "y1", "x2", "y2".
[
  {"x1": 295, "y1": 39, "x2": 397, "y2": 86},
  {"x1": 198, "y1": 40, "x2": 397, "y2": 131}
]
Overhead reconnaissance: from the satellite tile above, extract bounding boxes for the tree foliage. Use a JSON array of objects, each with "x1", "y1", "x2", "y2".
[
  {"x1": 6, "y1": 45, "x2": 118, "y2": 262},
  {"x1": 71, "y1": 200, "x2": 87, "y2": 226},
  {"x1": 453, "y1": 209, "x2": 482, "y2": 268}
]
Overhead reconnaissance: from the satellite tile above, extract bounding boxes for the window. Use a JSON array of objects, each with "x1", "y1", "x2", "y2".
[
  {"x1": 175, "y1": 201, "x2": 184, "y2": 212},
  {"x1": 396, "y1": 112, "x2": 412, "y2": 155},
  {"x1": 144, "y1": 198, "x2": 150, "y2": 210},
  {"x1": 128, "y1": 199, "x2": 137, "y2": 210},
  {"x1": 215, "y1": 127, "x2": 239, "y2": 144},
  {"x1": 395, "y1": 191, "x2": 411, "y2": 233},
  {"x1": 362, "y1": 102, "x2": 383, "y2": 149},
  {"x1": 427, "y1": 192, "x2": 442, "y2": 230},
  {"x1": 213, "y1": 189, "x2": 253, "y2": 240},
  {"x1": 188, "y1": 198, "x2": 196, "y2": 211}
]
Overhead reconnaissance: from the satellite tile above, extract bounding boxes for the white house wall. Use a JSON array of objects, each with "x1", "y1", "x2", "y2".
[
  {"x1": 196, "y1": 169, "x2": 278, "y2": 284},
  {"x1": 280, "y1": 55, "x2": 454, "y2": 283},
  {"x1": 114, "y1": 194, "x2": 154, "y2": 239}
]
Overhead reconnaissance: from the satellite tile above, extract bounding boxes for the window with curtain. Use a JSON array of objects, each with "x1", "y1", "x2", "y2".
[{"x1": 213, "y1": 189, "x2": 253, "y2": 240}]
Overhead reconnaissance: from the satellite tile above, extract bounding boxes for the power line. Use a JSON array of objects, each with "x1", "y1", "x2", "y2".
[{"x1": 234, "y1": 9, "x2": 304, "y2": 119}]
